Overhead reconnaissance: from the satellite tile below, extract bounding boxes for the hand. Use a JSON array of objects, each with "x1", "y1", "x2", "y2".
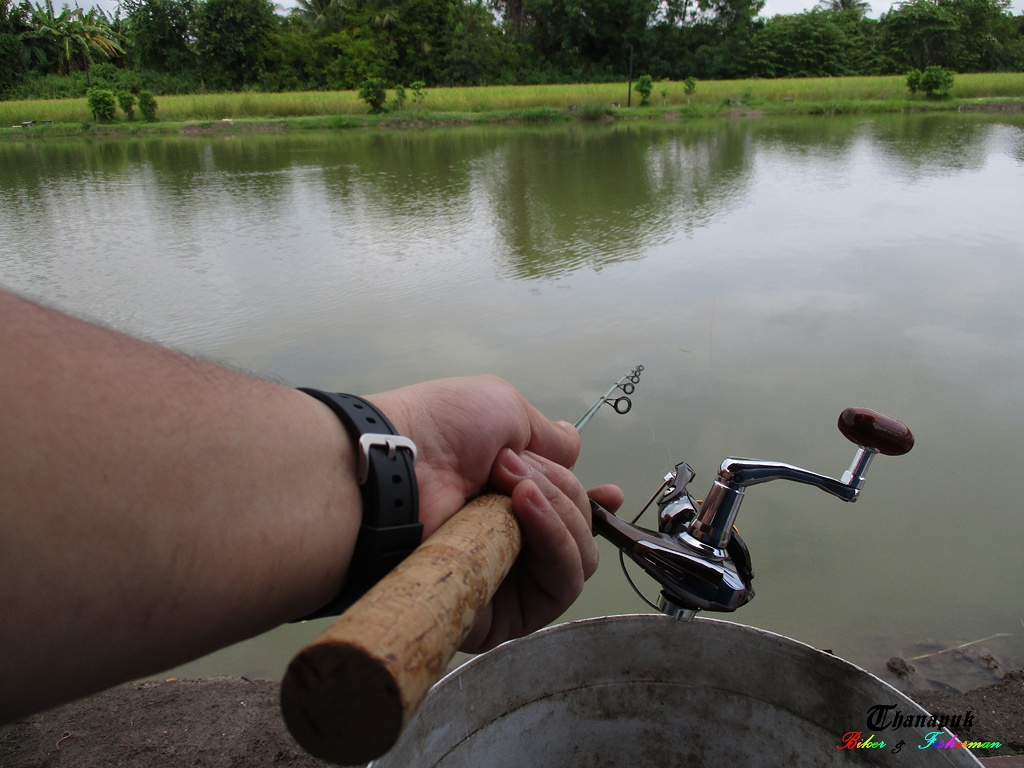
[{"x1": 368, "y1": 376, "x2": 624, "y2": 651}]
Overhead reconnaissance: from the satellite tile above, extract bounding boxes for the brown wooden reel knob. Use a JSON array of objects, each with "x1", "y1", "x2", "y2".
[{"x1": 837, "y1": 407, "x2": 914, "y2": 456}]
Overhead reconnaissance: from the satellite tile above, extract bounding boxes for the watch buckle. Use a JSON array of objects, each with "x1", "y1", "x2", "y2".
[{"x1": 357, "y1": 434, "x2": 417, "y2": 485}]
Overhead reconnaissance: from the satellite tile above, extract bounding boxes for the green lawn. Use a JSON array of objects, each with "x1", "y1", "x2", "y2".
[{"x1": 3, "y1": 74, "x2": 1023, "y2": 135}]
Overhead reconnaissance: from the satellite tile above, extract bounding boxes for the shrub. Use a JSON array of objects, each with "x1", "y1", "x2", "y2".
[
  {"x1": 919, "y1": 66, "x2": 955, "y2": 98},
  {"x1": 906, "y1": 69, "x2": 922, "y2": 94},
  {"x1": 118, "y1": 90, "x2": 136, "y2": 119},
  {"x1": 358, "y1": 78, "x2": 387, "y2": 114},
  {"x1": 138, "y1": 91, "x2": 158, "y2": 121},
  {"x1": 392, "y1": 83, "x2": 405, "y2": 111},
  {"x1": 684, "y1": 76, "x2": 697, "y2": 96},
  {"x1": 635, "y1": 74, "x2": 653, "y2": 106},
  {"x1": 907, "y1": 67, "x2": 955, "y2": 98},
  {"x1": 89, "y1": 62, "x2": 119, "y2": 88},
  {"x1": 410, "y1": 81, "x2": 426, "y2": 105},
  {"x1": 86, "y1": 88, "x2": 117, "y2": 122}
]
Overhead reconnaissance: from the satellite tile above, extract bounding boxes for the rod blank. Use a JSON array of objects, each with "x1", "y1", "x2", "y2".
[{"x1": 573, "y1": 365, "x2": 644, "y2": 432}]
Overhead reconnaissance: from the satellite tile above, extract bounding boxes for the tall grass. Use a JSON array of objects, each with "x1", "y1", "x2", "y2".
[{"x1": 3, "y1": 73, "x2": 1023, "y2": 128}]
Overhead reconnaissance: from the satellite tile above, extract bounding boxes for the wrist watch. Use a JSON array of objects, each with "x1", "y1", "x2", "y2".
[{"x1": 292, "y1": 388, "x2": 422, "y2": 620}]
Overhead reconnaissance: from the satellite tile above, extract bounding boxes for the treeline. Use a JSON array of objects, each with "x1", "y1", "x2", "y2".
[{"x1": 2, "y1": 0, "x2": 1023, "y2": 99}]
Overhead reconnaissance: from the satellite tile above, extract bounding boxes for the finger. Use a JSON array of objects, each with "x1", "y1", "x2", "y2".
[
  {"x1": 493, "y1": 447, "x2": 597, "y2": 582},
  {"x1": 519, "y1": 451, "x2": 592, "y2": 534},
  {"x1": 489, "y1": 447, "x2": 534, "y2": 494},
  {"x1": 489, "y1": 449, "x2": 597, "y2": 576},
  {"x1": 516, "y1": 457, "x2": 599, "y2": 580},
  {"x1": 521, "y1": 405, "x2": 581, "y2": 470},
  {"x1": 492, "y1": 451, "x2": 624, "y2": 536},
  {"x1": 461, "y1": 478, "x2": 581, "y2": 654},
  {"x1": 512, "y1": 478, "x2": 590, "y2": 608},
  {"x1": 588, "y1": 484, "x2": 625, "y2": 518}
]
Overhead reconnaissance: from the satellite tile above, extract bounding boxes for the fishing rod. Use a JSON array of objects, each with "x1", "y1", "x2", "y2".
[
  {"x1": 574, "y1": 365, "x2": 644, "y2": 432},
  {"x1": 280, "y1": 368, "x2": 647, "y2": 764},
  {"x1": 281, "y1": 374, "x2": 915, "y2": 766}
]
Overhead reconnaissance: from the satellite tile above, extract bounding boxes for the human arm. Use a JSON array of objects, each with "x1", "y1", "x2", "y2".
[{"x1": 0, "y1": 290, "x2": 621, "y2": 721}]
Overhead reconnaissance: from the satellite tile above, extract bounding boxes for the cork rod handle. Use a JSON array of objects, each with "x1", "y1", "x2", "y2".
[{"x1": 280, "y1": 493, "x2": 521, "y2": 766}]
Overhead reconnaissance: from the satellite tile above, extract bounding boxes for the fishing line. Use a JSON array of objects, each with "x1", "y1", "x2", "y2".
[{"x1": 572, "y1": 365, "x2": 671, "y2": 614}]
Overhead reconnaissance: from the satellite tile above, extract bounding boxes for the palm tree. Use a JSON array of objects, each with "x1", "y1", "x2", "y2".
[
  {"x1": 292, "y1": 0, "x2": 345, "y2": 30},
  {"x1": 19, "y1": 0, "x2": 124, "y2": 75},
  {"x1": 816, "y1": 0, "x2": 872, "y2": 17}
]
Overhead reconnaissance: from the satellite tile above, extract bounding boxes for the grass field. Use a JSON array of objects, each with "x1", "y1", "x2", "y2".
[{"x1": 3, "y1": 73, "x2": 1024, "y2": 133}]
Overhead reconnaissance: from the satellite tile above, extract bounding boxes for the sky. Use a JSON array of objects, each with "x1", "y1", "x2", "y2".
[{"x1": 764, "y1": 0, "x2": 1022, "y2": 14}]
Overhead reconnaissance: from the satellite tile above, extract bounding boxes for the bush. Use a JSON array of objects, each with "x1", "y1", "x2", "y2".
[
  {"x1": 907, "y1": 67, "x2": 955, "y2": 98},
  {"x1": 635, "y1": 74, "x2": 653, "y2": 106},
  {"x1": 919, "y1": 66, "x2": 955, "y2": 98},
  {"x1": 392, "y1": 83, "x2": 405, "y2": 111},
  {"x1": 684, "y1": 76, "x2": 697, "y2": 96},
  {"x1": 0, "y1": 33, "x2": 28, "y2": 96},
  {"x1": 906, "y1": 69, "x2": 922, "y2": 93},
  {"x1": 89, "y1": 62, "x2": 119, "y2": 88},
  {"x1": 118, "y1": 90, "x2": 136, "y2": 119},
  {"x1": 86, "y1": 88, "x2": 117, "y2": 122},
  {"x1": 358, "y1": 78, "x2": 387, "y2": 114},
  {"x1": 138, "y1": 91, "x2": 158, "y2": 121},
  {"x1": 410, "y1": 81, "x2": 426, "y2": 105}
]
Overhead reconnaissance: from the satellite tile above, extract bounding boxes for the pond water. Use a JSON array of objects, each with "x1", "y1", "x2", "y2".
[{"x1": 2, "y1": 114, "x2": 1023, "y2": 690}]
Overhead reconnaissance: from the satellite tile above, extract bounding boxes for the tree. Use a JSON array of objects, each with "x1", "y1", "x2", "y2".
[
  {"x1": 749, "y1": 9, "x2": 852, "y2": 77},
  {"x1": 907, "y1": 63, "x2": 955, "y2": 94},
  {"x1": 118, "y1": 89, "x2": 136, "y2": 117},
  {"x1": 358, "y1": 76, "x2": 386, "y2": 111},
  {"x1": 441, "y1": 0, "x2": 507, "y2": 85},
  {"x1": 121, "y1": 0, "x2": 196, "y2": 75},
  {"x1": 634, "y1": 72, "x2": 653, "y2": 103},
  {"x1": 816, "y1": 0, "x2": 871, "y2": 19},
  {"x1": 490, "y1": 0, "x2": 525, "y2": 39},
  {"x1": 516, "y1": 0, "x2": 659, "y2": 78},
  {"x1": 1, "y1": 0, "x2": 29, "y2": 93},
  {"x1": 692, "y1": 0, "x2": 766, "y2": 79},
  {"x1": 291, "y1": 0, "x2": 346, "y2": 31},
  {"x1": 937, "y1": 0, "x2": 1019, "y2": 71},
  {"x1": 361, "y1": 0, "x2": 448, "y2": 85},
  {"x1": 86, "y1": 86, "x2": 117, "y2": 120},
  {"x1": 193, "y1": 0, "x2": 275, "y2": 89},
  {"x1": 18, "y1": 1, "x2": 124, "y2": 76},
  {"x1": 138, "y1": 89, "x2": 158, "y2": 119},
  {"x1": 879, "y1": 0, "x2": 1021, "y2": 71},
  {"x1": 880, "y1": 0, "x2": 959, "y2": 69}
]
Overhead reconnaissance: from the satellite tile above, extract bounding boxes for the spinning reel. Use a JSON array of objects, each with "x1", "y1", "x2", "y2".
[{"x1": 578, "y1": 369, "x2": 915, "y2": 621}]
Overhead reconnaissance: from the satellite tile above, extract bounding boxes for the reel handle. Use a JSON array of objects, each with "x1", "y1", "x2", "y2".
[{"x1": 838, "y1": 407, "x2": 914, "y2": 456}]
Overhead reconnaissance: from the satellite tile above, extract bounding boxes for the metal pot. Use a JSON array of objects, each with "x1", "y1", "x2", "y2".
[{"x1": 371, "y1": 614, "x2": 982, "y2": 767}]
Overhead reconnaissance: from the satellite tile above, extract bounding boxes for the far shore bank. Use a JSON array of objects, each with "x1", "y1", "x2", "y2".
[
  {"x1": 3, "y1": 97, "x2": 1024, "y2": 142},
  {"x1": 4, "y1": 74, "x2": 1024, "y2": 142}
]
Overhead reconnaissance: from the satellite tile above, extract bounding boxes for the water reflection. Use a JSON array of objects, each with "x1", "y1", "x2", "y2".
[
  {"x1": 470, "y1": 123, "x2": 755, "y2": 279},
  {"x1": 2, "y1": 113, "x2": 1023, "y2": 686}
]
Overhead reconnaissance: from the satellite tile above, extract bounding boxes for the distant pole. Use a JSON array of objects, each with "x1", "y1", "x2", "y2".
[{"x1": 627, "y1": 45, "x2": 633, "y2": 107}]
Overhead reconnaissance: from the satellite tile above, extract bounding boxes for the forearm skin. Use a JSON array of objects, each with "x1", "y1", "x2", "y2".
[{"x1": 0, "y1": 290, "x2": 361, "y2": 722}]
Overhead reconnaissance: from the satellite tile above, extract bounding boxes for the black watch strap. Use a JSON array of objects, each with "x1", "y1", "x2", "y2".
[{"x1": 293, "y1": 389, "x2": 421, "y2": 620}]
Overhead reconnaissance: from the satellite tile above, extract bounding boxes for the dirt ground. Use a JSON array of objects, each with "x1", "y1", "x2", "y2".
[
  {"x1": 2, "y1": 667, "x2": 1022, "y2": 768},
  {"x1": 0, "y1": 678, "x2": 334, "y2": 768},
  {"x1": 957, "y1": 101, "x2": 1024, "y2": 113}
]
